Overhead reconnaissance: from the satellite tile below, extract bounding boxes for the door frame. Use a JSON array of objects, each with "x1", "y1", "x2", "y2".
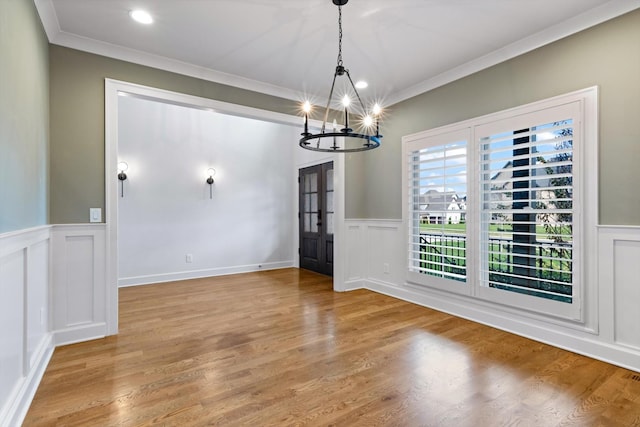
[
  {"x1": 291, "y1": 151, "x2": 345, "y2": 284},
  {"x1": 298, "y1": 161, "x2": 334, "y2": 276},
  {"x1": 105, "y1": 79, "x2": 347, "y2": 335}
]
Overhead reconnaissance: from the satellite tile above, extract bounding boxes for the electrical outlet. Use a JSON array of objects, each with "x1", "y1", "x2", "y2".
[
  {"x1": 383, "y1": 263, "x2": 390, "y2": 274},
  {"x1": 186, "y1": 254, "x2": 193, "y2": 263}
]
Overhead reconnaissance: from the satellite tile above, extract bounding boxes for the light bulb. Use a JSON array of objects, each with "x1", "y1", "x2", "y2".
[
  {"x1": 302, "y1": 101, "x2": 311, "y2": 113},
  {"x1": 342, "y1": 95, "x2": 350, "y2": 107},
  {"x1": 117, "y1": 161, "x2": 128, "y2": 172},
  {"x1": 129, "y1": 10, "x2": 153, "y2": 24},
  {"x1": 372, "y1": 103, "x2": 382, "y2": 116},
  {"x1": 206, "y1": 168, "x2": 216, "y2": 178},
  {"x1": 363, "y1": 115, "x2": 373, "y2": 127}
]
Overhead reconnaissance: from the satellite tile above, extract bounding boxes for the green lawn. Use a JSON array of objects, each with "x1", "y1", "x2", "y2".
[
  {"x1": 421, "y1": 223, "x2": 467, "y2": 232},
  {"x1": 420, "y1": 222, "x2": 571, "y2": 238}
]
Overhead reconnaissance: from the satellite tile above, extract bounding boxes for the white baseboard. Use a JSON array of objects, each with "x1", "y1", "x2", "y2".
[
  {"x1": 340, "y1": 278, "x2": 365, "y2": 291},
  {"x1": 0, "y1": 334, "x2": 53, "y2": 427},
  {"x1": 365, "y1": 279, "x2": 640, "y2": 373},
  {"x1": 118, "y1": 261, "x2": 295, "y2": 287},
  {"x1": 52, "y1": 322, "x2": 108, "y2": 347}
]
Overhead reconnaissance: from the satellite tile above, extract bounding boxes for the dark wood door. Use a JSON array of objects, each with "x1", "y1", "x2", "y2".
[{"x1": 299, "y1": 162, "x2": 334, "y2": 276}]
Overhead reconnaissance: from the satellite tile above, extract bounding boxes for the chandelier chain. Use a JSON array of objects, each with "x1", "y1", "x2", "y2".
[{"x1": 337, "y1": 6, "x2": 343, "y2": 66}]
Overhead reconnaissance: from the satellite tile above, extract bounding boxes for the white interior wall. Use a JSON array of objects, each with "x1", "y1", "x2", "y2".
[{"x1": 117, "y1": 96, "x2": 299, "y2": 286}]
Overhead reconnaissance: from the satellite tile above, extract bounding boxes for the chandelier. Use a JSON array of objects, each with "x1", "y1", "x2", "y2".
[{"x1": 299, "y1": 0, "x2": 383, "y2": 153}]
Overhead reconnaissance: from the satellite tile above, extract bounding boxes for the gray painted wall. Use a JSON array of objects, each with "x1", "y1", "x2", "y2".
[
  {"x1": 0, "y1": 0, "x2": 49, "y2": 233},
  {"x1": 49, "y1": 46, "x2": 363, "y2": 222},
  {"x1": 354, "y1": 9, "x2": 640, "y2": 225},
  {"x1": 48, "y1": 9, "x2": 640, "y2": 225}
]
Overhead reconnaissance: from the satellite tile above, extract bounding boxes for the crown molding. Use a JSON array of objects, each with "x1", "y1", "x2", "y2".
[
  {"x1": 54, "y1": 31, "x2": 302, "y2": 102},
  {"x1": 33, "y1": 0, "x2": 302, "y2": 103},
  {"x1": 386, "y1": 0, "x2": 640, "y2": 105},
  {"x1": 34, "y1": 0, "x2": 60, "y2": 37},
  {"x1": 35, "y1": 0, "x2": 639, "y2": 107}
]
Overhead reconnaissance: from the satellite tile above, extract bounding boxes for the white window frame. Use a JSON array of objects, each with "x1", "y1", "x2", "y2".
[
  {"x1": 402, "y1": 87, "x2": 598, "y2": 324},
  {"x1": 405, "y1": 125, "x2": 472, "y2": 296}
]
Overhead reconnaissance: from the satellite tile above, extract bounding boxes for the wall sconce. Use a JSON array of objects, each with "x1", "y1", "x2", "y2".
[
  {"x1": 206, "y1": 168, "x2": 216, "y2": 199},
  {"x1": 117, "y1": 161, "x2": 128, "y2": 198}
]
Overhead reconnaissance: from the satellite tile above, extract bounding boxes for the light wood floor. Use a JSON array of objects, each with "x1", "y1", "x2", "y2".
[{"x1": 24, "y1": 268, "x2": 640, "y2": 426}]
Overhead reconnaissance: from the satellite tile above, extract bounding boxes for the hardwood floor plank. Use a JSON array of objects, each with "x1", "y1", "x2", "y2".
[{"x1": 23, "y1": 268, "x2": 640, "y2": 426}]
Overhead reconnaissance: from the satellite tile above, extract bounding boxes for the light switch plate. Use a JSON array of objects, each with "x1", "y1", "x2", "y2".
[{"x1": 90, "y1": 208, "x2": 102, "y2": 223}]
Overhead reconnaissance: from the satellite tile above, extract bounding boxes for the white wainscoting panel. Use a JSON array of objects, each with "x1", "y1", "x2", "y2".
[
  {"x1": 599, "y1": 226, "x2": 640, "y2": 352},
  {"x1": 364, "y1": 221, "x2": 404, "y2": 287},
  {"x1": 25, "y1": 239, "x2": 49, "y2": 372},
  {"x1": 344, "y1": 222, "x2": 365, "y2": 290},
  {"x1": 51, "y1": 224, "x2": 107, "y2": 346},
  {"x1": 343, "y1": 220, "x2": 403, "y2": 291},
  {"x1": 0, "y1": 250, "x2": 24, "y2": 413},
  {"x1": 614, "y1": 240, "x2": 640, "y2": 348},
  {"x1": 0, "y1": 226, "x2": 53, "y2": 427},
  {"x1": 345, "y1": 220, "x2": 640, "y2": 373}
]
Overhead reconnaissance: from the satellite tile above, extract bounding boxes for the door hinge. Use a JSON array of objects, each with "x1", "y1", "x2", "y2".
[
  {"x1": 298, "y1": 212, "x2": 300, "y2": 219},
  {"x1": 298, "y1": 247, "x2": 300, "y2": 254}
]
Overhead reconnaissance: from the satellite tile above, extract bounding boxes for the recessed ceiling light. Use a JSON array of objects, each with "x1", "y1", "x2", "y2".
[
  {"x1": 129, "y1": 9, "x2": 153, "y2": 24},
  {"x1": 355, "y1": 80, "x2": 368, "y2": 89}
]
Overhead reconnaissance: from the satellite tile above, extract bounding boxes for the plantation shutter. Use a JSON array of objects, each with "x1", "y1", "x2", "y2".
[
  {"x1": 404, "y1": 90, "x2": 595, "y2": 321},
  {"x1": 476, "y1": 101, "x2": 581, "y2": 313},
  {"x1": 406, "y1": 128, "x2": 469, "y2": 292}
]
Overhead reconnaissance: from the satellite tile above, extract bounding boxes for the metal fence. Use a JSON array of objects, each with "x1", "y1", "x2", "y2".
[
  {"x1": 418, "y1": 233, "x2": 573, "y2": 291},
  {"x1": 418, "y1": 234, "x2": 467, "y2": 279}
]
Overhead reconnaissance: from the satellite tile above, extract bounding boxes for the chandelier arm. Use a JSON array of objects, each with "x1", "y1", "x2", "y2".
[{"x1": 344, "y1": 68, "x2": 368, "y2": 115}]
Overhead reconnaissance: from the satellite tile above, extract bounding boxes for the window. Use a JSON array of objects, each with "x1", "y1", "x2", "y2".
[
  {"x1": 406, "y1": 128, "x2": 470, "y2": 295},
  {"x1": 479, "y1": 120, "x2": 574, "y2": 303},
  {"x1": 403, "y1": 88, "x2": 597, "y2": 321}
]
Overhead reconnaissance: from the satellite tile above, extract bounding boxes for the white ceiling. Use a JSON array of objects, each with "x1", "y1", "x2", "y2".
[{"x1": 36, "y1": 0, "x2": 640, "y2": 106}]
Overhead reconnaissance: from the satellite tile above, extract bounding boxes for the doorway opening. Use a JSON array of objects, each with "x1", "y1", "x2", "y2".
[{"x1": 105, "y1": 80, "x2": 346, "y2": 335}]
